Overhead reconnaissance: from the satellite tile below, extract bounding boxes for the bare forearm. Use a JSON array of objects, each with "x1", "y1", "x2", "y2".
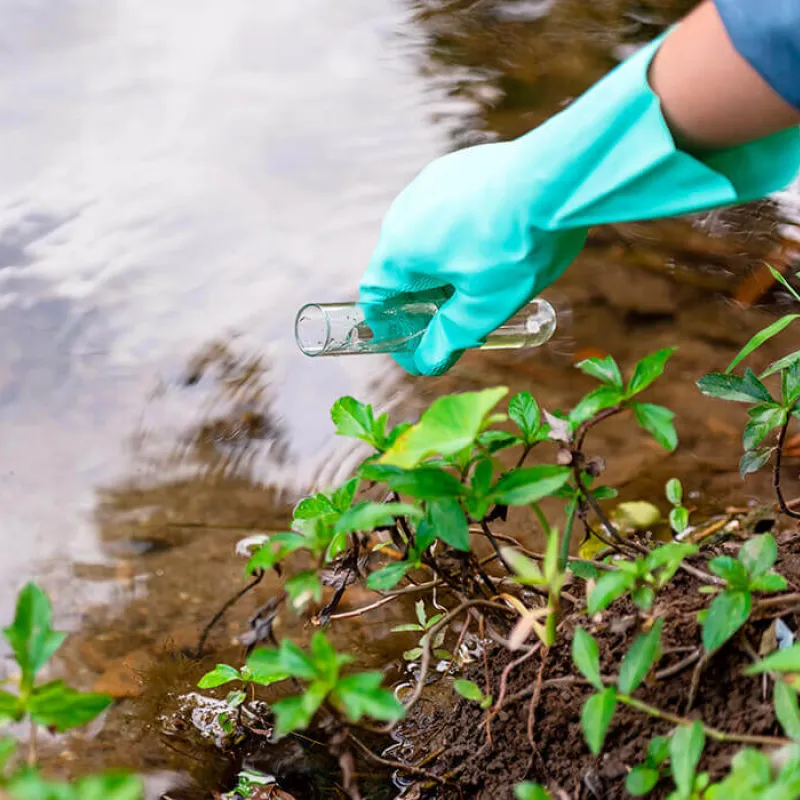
[{"x1": 649, "y1": 0, "x2": 800, "y2": 151}]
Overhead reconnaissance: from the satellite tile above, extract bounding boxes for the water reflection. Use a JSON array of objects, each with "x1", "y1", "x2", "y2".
[{"x1": 1, "y1": 0, "x2": 799, "y2": 792}]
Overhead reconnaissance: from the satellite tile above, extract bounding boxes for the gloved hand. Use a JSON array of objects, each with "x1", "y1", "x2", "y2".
[{"x1": 360, "y1": 35, "x2": 800, "y2": 376}]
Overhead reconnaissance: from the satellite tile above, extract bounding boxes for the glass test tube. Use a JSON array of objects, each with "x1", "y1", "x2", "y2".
[{"x1": 294, "y1": 297, "x2": 557, "y2": 357}]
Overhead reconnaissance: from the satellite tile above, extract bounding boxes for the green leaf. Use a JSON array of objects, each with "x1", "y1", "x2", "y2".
[
  {"x1": 569, "y1": 385, "x2": 623, "y2": 426},
  {"x1": 508, "y1": 392, "x2": 541, "y2": 444},
  {"x1": 198, "y1": 664, "x2": 241, "y2": 689},
  {"x1": 310, "y1": 632, "x2": 341, "y2": 684},
  {"x1": 415, "y1": 600, "x2": 427, "y2": 628},
  {"x1": 587, "y1": 570, "x2": 636, "y2": 614},
  {"x1": 334, "y1": 501, "x2": 422, "y2": 533},
  {"x1": 697, "y1": 370, "x2": 773, "y2": 403},
  {"x1": 367, "y1": 562, "x2": 411, "y2": 590},
  {"x1": 568, "y1": 561, "x2": 601, "y2": 581},
  {"x1": 514, "y1": 783, "x2": 552, "y2": 800},
  {"x1": 762, "y1": 349, "x2": 800, "y2": 379},
  {"x1": 503, "y1": 548, "x2": 545, "y2": 586},
  {"x1": 380, "y1": 388, "x2": 509, "y2": 469},
  {"x1": 3, "y1": 583, "x2": 67, "y2": 688},
  {"x1": 332, "y1": 478, "x2": 360, "y2": 512},
  {"x1": 379, "y1": 467, "x2": 466, "y2": 500},
  {"x1": 453, "y1": 679, "x2": 485, "y2": 702},
  {"x1": 277, "y1": 639, "x2": 319, "y2": 681},
  {"x1": 490, "y1": 466, "x2": 571, "y2": 506},
  {"x1": 645, "y1": 543, "x2": 698, "y2": 585},
  {"x1": 701, "y1": 590, "x2": 752, "y2": 652},
  {"x1": 0, "y1": 689, "x2": 21, "y2": 724},
  {"x1": 403, "y1": 647, "x2": 423, "y2": 661},
  {"x1": 0, "y1": 735, "x2": 15, "y2": 768},
  {"x1": 246, "y1": 533, "x2": 305, "y2": 574},
  {"x1": 739, "y1": 534, "x2": 778, "y2": 579},
  {"x1": 743, "y1": 405, "x2": 786, "y2": 450},
  {"x1": 285, "y1": 570, "x2": 323, "y2": 611},
  {"x1": 72, "y1": 773, "x2": 144, "y2": 800},
  {"x1": 477, "y1": 430, "x2": 522, "y2": 454},
  {"x1": 669, "y1": 722, "x2": 705, "y2": 798},
  {"x1": 648, "y1": 736, "x2": 670, "y2": 766},
  {"x1": 245, "y1": 648, "x2": 292, "y2": 686},
  {"x1": 618, "y1": 619, "x2": 663, "y2": 694},
  {"x1": 332, "y1": 672, "x2": 405, "y2": 723},
  {"x1": 726, "y1": 314, "x2": 800, "y2": 374},
  {"x1": 392, "y1": 623, "x2": 423, "y2": 633},
  {"x1": 632, "y1": 586, "x2": 655, "y2": 611},
  {"x1": 571, "y1": 628, "x2": 603, "y2": 691},
  {"x1": 581, "y1": 687, "x2": 617, "y2": 755},
  {"x1": 740, "y1": 447, "x2": 774, "y2": 477},
  {"x1": 781, "y1": 361, "x2": 800, "y2": 408},
  {"x1": 750, "y1": 572, "x2": 788, "y2": 592},
  {"x1": 746, "y1": 644, "x2": 800, "y2": 675},
  {"x1": 271, "y1": 683, "x2": 327, "y2": 738},
  {"x1": 427, "y1": 498, "x2": 470, "y2": 552},
  {"x1": 294, "y1": 494, "x2": 338, "y2": 521},
  {"x1": 632, "y1": 403, "x2": 678, "y2": 451},
  {"x1": 470, "y1": 458, "x2": 494, "y2": 500},
  {"x1": 708, "y1": 555, "x2": 749, "y2": 588},
  {"x1": 666, "y1": 478, "x2": 682, "y2": 505},
  {"x1": 331, "y1": 396, "x2": 379, "y2": 447},
  {"x1": 669, "y1": 507, "x2": 689, "y2": 534},
  {"x1": 577, "y1": 355, "x2": 623, "y2": 388},
  {"x1": 775, "y1": 681, "x2": 800, "y2": 742},
  {"x1": 27, "y1": 682, "x2": 111, "y2": 732},
  {"x1": 625, "y1": 766, "x2": 661, "y2": 796},
  {"x1": 627, "y1": 348, "x2": 676, "y2": 397}
]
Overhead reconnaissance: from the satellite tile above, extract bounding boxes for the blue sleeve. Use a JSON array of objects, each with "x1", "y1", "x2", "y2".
[{"x1": 714, "y1": 0, "x2": 800, "y2": 110}]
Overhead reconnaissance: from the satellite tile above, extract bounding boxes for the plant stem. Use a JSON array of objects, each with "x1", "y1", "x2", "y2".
[
  {"x1": 619, "y1": 694, "x2": 790, "y2": 747},
  {"x1": 575, "y1": 405, "x2": 624, "y2": 452},
  {"x1": 774, "y1": 419, "x2": 800, "y2": 520},
  {"x1": 27, "y1": 718, "x2": 37, "y2": 766},
  {"x1": 480, "y1": 519, "x2": 513, "y2": 574}
]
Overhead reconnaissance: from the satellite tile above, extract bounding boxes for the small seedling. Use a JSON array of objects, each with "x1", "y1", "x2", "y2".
[
  {"x1": 587, "y1": 542, "x2": 698, "y2": 614},
  {"x1": 699, "y1": 533, "x2": 787, "y2": 652},
  {"x1": 626, "y1": 735, "x2": 670, "y2": 795},
  {"x1": 515, "y1": 782, "x2": 552, "y2": 800},
  {"x1": 666, "y1": 478, "x2": 690, "y2": 535},
  {"x1": 391, "y1": 601, "x2": 450, "y2": 662},
  {"x1": 199, "y1": 631, "x2": 404, "y2": 738},
  {"x1": 0, "y1": 583, "x2": 112, "y2": 739}
]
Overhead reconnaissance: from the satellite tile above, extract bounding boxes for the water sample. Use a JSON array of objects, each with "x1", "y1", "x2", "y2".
[{"x1": 294, "y1": 297, "x2": 557, "y2": 357}]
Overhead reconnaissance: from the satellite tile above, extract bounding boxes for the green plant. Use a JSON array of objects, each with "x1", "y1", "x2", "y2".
[
  {"x1": 0, "y1": 584, "x2": 142, "y2": 800},
  {"x1": 199, "y1": 631, "x2": 404, "y2": 738},
  {"x1": 391, "y1": 600, "x2": 450, "y2": 662},
  {"x1": 196, "y1": 348, "x2": 684, "y2": 794},
  {"x1": 626, "y1": 735, "x2": 670, "y2": 795},
  {"x1": 699, "y1": 534, "x2": 787, "y2": 652},
  {"x1": 453, "y1": 679, "x2": 492, "y2": 709},
  {"x1": 0, "y1": 584, "x2": 112, "y2": 748},
  {"x1": 666, "y1": 478, "x2": 690, "y2": 535},
  {"x1": 514, "y1": 782, "x2": 552, "y2": 799},
  {"x1": 586, "y1": 542, "x2": 698, "y2": 614}
]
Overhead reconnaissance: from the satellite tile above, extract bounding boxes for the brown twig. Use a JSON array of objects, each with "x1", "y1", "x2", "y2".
[
  {"x1": 775, "y1": 419, "x2": 800, "y2": 520},
  {"x1": 526, "y1": 649, "x2": 548, "y2": 753},
  {"x1": 195, "y1": 569, "x2": 265, "y2": 657},
  {"x1": 347, "y1": 732, "x2": 445, "y2": 784},
  {"x1": 480, "y1": 519, "x2": 513, "y2": 574},
  {"x1": 325, "y1": 580, "x2": 441, "y2": 622}
]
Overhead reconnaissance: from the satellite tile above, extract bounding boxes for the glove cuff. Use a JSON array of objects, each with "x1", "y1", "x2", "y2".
[{"x1": 512, "y1": 35, "x2": 800, "y2": 229}]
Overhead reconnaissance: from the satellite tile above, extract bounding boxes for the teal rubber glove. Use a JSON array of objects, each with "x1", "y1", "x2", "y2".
[{"x1": 360, "y1": 35, "x2": 800, "y2": 376}]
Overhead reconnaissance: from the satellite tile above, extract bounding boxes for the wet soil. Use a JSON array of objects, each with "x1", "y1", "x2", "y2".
[{"x1": 398, "y1": 528, "x2": 800, "y2": 799}]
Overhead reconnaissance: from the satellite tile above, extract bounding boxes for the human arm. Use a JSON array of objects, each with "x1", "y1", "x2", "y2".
[{"x1": 651, "y1": 0, "x2": 800, "y2": 150}]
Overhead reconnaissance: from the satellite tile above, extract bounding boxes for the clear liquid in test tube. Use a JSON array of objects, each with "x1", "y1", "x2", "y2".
[{"x1": 294, "y1": 297, "x2": 557, "y2": 357}]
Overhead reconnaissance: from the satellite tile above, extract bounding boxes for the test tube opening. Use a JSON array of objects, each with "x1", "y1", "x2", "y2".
[{"x1": 295, "y1": 303, "x2": 331, "y2": 357}]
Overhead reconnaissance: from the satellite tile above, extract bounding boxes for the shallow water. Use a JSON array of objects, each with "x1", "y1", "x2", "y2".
[{"x1": 1, "y1": 0, "x2": 800, "y2": 795}]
